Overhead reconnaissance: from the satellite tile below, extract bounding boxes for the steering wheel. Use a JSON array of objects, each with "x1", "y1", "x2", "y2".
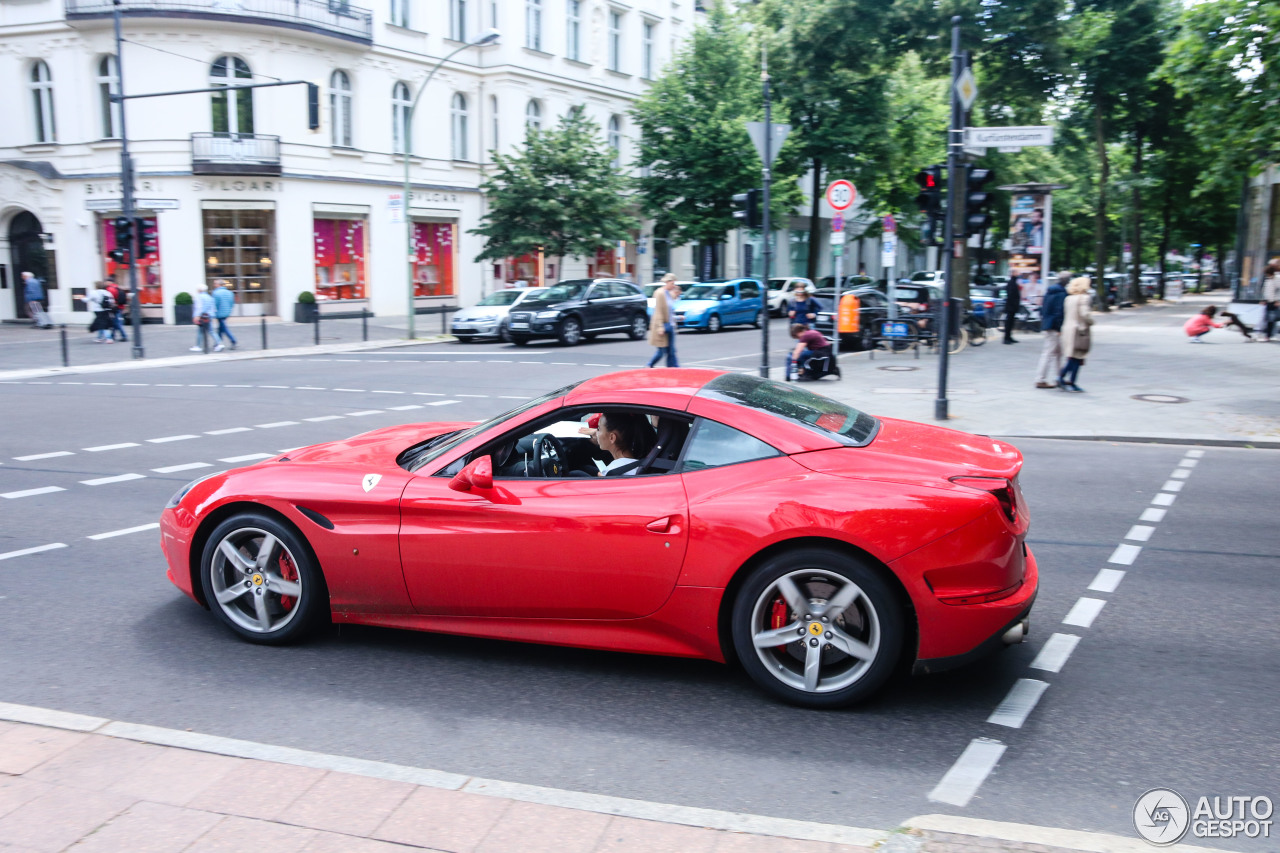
[{"x1": 531, "y1": 433, "x2": 568, "y2": 478}]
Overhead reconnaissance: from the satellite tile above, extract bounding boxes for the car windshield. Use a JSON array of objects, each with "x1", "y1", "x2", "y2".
[
  {"x1": 698, "y1": 373, "x2": 878, "y2": 446},
  {"x1": 476, "y1": 290, "x2": 523, "y2": 307},
  {"x1": 910, "y1": 272, "x2": 934, "y2": 281},
  {"x1": 403, "y1": 382, "x2": 581, "y2": 472},
  {"x1": 523, "y1": 281, "x2": 589, "y2": 304},
  {"x1": 682, "y1": 285, "x2": 728, "y2": 300},
  {"x1": 768, "y1": 279, "x2": 791, "y2": 291},
  {"x1": 645, "y1": 284, "x2": 662, "y2": 297}
]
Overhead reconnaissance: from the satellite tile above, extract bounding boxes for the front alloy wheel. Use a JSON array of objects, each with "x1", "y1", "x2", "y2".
[
  {"x1": 706, "y1": 314, "x2": 723, "y2": 333},
  {"x1": 732, "y1": 548, "x2": 902, "y2": 708},
  {"x1": 628, "y1": 314, "x2": 648, "y2": 340},
  {"x1": 558, "y1": 316, "x2": 583, "y2": 346}
]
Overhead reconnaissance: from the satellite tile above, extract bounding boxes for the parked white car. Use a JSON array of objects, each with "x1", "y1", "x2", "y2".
[
  {"x1": 451, "y1": 287, "x2": 547, "y2": 342},
  {"x1": 767, "y1": 277, "x2": 815, "y2": 317},
  {"x1": 645, "y1": 281, "x2": 696, "y2": 315}
]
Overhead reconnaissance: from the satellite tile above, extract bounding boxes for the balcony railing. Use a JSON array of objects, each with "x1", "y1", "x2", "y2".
[
  {"x1": 66, "y1": 0, "x2": 372, "y2": 44},
  {"x1": 191, "y1": 133, "x2": 282, "y2": 176}
]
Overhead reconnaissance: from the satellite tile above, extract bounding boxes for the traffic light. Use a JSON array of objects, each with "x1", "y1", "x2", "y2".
[
  {"x1": 732, "y1": 188, "x2": 761, "y2": 228},
  {"x1": 109, "y1": 217, "x2": 133, "y2": 266},
  {"x1": 136, "y1": 217, "x2": 159, "y2": 258},
  {"x1": 914, "y1": 165, "x2": 945, "y2": 246},
  {"x1": 307, "y1": 83, "x2": 320, "y2": 131},
  {"x1": 963, "y1": 166, "x2": 996, "y2": 235}
]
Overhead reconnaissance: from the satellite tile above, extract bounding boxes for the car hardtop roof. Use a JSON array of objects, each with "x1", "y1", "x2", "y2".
[{"x1": 566, "y1": 368, "x2": 725, "y2": 402}]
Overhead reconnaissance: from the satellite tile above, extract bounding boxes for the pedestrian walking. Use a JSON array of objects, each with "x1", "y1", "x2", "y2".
[
  {"x1": 1258, "y1": 259, "x2": 1279, "y2": 342},
  {"x1": 80, "y1": 281, "x2": 114, "y2": 343},
  {"x1": 1035, "y1": 273, "x2": 1069, "y2": 388},
  {"x1": 787, "y1": 284, "x2": 821, "y2": 328},
  {"x1": 1184, "y1": 305, "x2": 1224, "y2": 343},
  {"x1": 211, "y1": 279, "x2": 237, "y2": 351},
  {"x1": 1003, "y1": 277, "x2": 1022, "y2": 344},
  {"x1": 1056, "y1": 276, "x2": 1093, "y2": 392},
  {"x1": 646, "y1": 274, "x2": 681, "y2": 368},
  {"x1": 104, "y1": 281, "x2": 129, "y2": 342},
  {"x1": 190, "y1": 282, "x2": 217, "y2": 353},
  {"x1": 21, "y1": 271, "x2": 51, "y2": 328}
]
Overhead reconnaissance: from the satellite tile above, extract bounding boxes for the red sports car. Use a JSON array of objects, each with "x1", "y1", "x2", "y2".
[{"x1": 160, "y1": 369, "x2": 1036, "y2": 708}]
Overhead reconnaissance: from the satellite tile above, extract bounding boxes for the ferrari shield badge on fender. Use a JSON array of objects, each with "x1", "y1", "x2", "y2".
[{"x1": 362, "y1": 473, "x2": 382, "y2": 493}]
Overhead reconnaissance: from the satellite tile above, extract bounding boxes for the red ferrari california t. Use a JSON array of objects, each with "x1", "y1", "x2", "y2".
[{"x1": 160, "y1": 369, "x2": 1036, "y2": 708}]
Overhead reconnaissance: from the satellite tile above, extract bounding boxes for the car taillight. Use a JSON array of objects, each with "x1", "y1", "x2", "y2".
[{"x1": 950, "y1": 476, "x2": 1017, "y2": 523}]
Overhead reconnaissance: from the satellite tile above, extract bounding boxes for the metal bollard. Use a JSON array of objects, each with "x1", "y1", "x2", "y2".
[
  {"x1": 314, "y1": 310, "x2": 320, "y2": 345},
  {"x1": 261, "y1": 315, "x2": 268, "y2": 350},
  {"x1": 60, "y1": 326, "x2": 69, "y2": 367},
  {"x1": 441, "y1": 308, "x2": 447, "y2": 335},
  {"x1": 362, "y1": 309, "x2": 368, "y2": 342},
  {"x1": 203, "y1": 323, "x2": 210, "y2": 354}
]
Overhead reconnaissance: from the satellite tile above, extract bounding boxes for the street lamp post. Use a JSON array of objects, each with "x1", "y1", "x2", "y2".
[{"x1": 403, "y1": 30, "x2": 500, "y2": 340}]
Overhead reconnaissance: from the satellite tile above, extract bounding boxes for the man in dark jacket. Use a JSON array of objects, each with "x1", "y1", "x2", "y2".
[
  {"x1": 1003, "y1": 276, "x2": 1023, "y2": 344},
  {"x1": 1035, "y1": 273, "x2": 1069, "y2": 388},
  {"x1": 22, "y1": 272, "x2": 51, "y2": 328}
]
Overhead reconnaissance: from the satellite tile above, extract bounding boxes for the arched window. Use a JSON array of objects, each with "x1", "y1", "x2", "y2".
[
  {"x1": 330, "y1": 70, "x2": 353, "y2": 148},
  {"x1": 608, "y1": 115, "x2": 623, "y2": 169},
  {"x1": 489, "y1": 94, "x2": 499, "y2": 152},
  {"x1": 451, "y1": 93, "x2": 469, "y2": 160},
  {"x1": 210, "y1": 56, "x2": 253, "y2": 136},
  {"x1": 97, "y1": 56, "x2": 120, "y2": 139},
  {"x1": 30, "y1": 61, "x2": 56, "y2": 143},
  {"x1": 392, "y1": 81, "x2": 412, "y2": 155},
  {"x1": 525, "y1": 99, "x2": 541, "y2": 133}
]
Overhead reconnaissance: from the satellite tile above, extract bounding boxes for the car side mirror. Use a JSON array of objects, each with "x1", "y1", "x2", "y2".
[
  {"x1": 720, "y1": 293, "x2": 733, "y2": 300},
  {"x1": 449, "y1": 456, "x2": 493, "y2": 492}
]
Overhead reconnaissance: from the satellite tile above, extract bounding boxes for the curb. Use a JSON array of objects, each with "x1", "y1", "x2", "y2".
[{"x1": 903, "y1": 814, "x2": 1239, "y2": 853}]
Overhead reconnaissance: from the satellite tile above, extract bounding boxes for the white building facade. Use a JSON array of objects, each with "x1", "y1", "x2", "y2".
[{"x1": 0, "y1": 0, "x2": 693, "y2": 324}]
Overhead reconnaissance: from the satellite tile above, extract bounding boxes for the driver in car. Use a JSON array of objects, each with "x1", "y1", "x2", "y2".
[{"x1": 588, "y1": 412, "x2": 657, "y2": 476}]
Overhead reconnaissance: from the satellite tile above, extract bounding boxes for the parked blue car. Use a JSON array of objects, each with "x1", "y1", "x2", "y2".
[{"x1": 673, "y1": 278, "x2": 765, "y2": 332}]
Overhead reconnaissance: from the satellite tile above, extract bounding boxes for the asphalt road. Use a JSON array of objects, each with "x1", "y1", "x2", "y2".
[{"x1": 1, "y1": 324, "x2": 1276, "y2": 849}]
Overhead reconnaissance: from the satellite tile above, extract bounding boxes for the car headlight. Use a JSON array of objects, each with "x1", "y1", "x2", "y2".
[
  {"x1": 535, "y1": 311, "x2": 561, "y2": 319},
  {"x1": 167, "y1": 472, "x2": 221, "y2": 508}
]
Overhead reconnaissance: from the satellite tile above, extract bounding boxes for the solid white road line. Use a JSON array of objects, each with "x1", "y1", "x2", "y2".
[
  {"x1": 1170, "y1": 468, "x2": 1191, "y2": 479},
  {"x1": 1123, "y1": 525, "x2": 1154, "y2": 542},
  {"x1": 1029, "y1": 633, "x2": 1082, "y2": 673},
  {"x1": 1161, "y1": 480, "x2": 1184, "y2": 492},
  {"x1": 1088, "y1": 568, "x2": 1126, "y2": 593},
  {"x1": 1062, "y1": 597, "x2": 1106, "y2": 628},
  {"x1": 987, "y1": 679, "x2": 1049, "y2": 729},
  {"x1": 205, "y1": 427, "x2": 252, "y2": 435},
  {"x1": 1178, "y1": 458, "x2": 1198, "y2": 468},
  {"x1": 219, "y1": 453, "x2": 274, "y2": 463},
  {"x1": 147, "y1": 434, "x2": 199, "y2": 443},
  {"x1": 13, "y1": 451, "x2": 74, "y2": 461},
  {"x1": 0, "y1": 543, "x2": 67, "y2": 561},
  {"x1": 1108, "y1": 543, "x2": 1141, "y2": 565},
  {"x1": 1186, "y1": 449, "x2": 1205, "y2": 458},
  {"x1": 87, "y1": 523, "x2": 159, "y2": 541},
  {"x1": 1140, "y1": 507, "x2": 1167, "y2": 522},
  {"x1": 83, "y1": 442, "x2": 139, "y2": 452},
  {"x1": 1151, "y1": 493, "x2": 1176, "y2": 506},
  {"x1": 255, "y1": 421, "x2": 299, "y2": 429},
  {"x1": 81, "y1": 473, "x2": 146, "y2": 486},
  {"x1": 427, "y1": 400, "x2": 461, "y2": 406},
  {"x1": 151, "y1": 462, "x2": 212, "y2": 474},
  {"x1": 1, "y1": 486, "x2": 66, "y2": 499},
  {"x1": 928, "y1": 738, "x2": 1006, "y2": 807}
]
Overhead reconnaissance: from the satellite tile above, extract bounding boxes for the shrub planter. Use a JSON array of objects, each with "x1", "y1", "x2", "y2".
[
  {"x1": 173, "y1": 304, "x2": 193, "y2": 325},
  {"x1": 294, "y1": 302, "x2": 318, "y2": 324}
]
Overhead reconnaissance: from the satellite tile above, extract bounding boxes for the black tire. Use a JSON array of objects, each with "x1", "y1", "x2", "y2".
[
  {"x1": 752, "y1": 310, "x2": 763, "y2": 329},
  {"x1": 706, "y1": 314, "x2": 723, "y2": 334},
  {"x1": 627, "y1": 313, "x2": 648, "y2": 340},
  {"x1": 731, "y1": 547, "x2": 903, "y2": 708},
  {"x1": 510, "y1": 335, "x2": 530, "y2": 347},
  {"x1": 558, "y1": 316, "x2": 583, "y2": 346},
  {"x1": 199, "y1": 513, "x2": 327, "y2": 645},
  {"x1": 499, "y1": 322, "x2": 512, "y2": 343}
]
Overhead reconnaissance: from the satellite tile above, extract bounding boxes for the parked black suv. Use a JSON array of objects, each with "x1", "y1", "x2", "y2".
[{"x1": 506, "y1": 279, "x2": 649, "y2": 346}]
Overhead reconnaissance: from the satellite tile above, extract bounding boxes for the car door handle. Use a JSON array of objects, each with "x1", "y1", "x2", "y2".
[{"x1": 646, "y1": 515, "x2": 681, "y2": 534}]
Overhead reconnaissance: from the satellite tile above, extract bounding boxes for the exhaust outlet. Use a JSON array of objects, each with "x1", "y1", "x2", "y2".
[{"x1": 1002, "y1": 618, "x2": 1029, "y2": 645}]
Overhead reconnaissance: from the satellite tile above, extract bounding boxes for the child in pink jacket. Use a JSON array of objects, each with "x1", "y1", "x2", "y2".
[{"x1": 1184, "y1": 306, "x2": 1223, "y2": 342}]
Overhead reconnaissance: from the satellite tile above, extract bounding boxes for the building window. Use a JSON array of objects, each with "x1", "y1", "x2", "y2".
[
  {"x1": 97, "y1": 55, "x2": 120, "y2": 139},
  {"x1": 210, "y1": 56, "x2": 253, "y2": 136},
  {"x1": 642, "y1": 22, "x2": 654, "y2": 79},
  {"x1": 525, "y1": 99, "x2": 541, "y2": 133},
  {"x1": 608, "y1": 11, "x2": 622, "y2": 72},
  {"x1": 607, "y1": 115, "x2": 622, "y2": 169},
  {"x1": 451, "y1": 93, "x2": 470, "y2": 160},
  {"x1": 412, "y1": 222, "x2": 457, "y2": 296},
  {"x1": 392, "y1": 81, "x2": 412, "y2": 155},
  {"x1": 30, "y1": 61, "x2": 56, "y2": 143},
  {"x1": 329, "y1": 70, "x2": 353, "y2": 148},
  {"x1": 450, "y1": 0, "x2": 467, "y2": 41},
  {"x1": 490, "y1": 94, "x2": 499, "y2": 152},
  {"x1": 526, "y1": 0, "x2": 542, "y2": 50},
  {"x1": 566, "y1": 0, "x2": 581, "y2": 61},
  {"x1": 313, "y1": 217, "x2": 367, "y2": 301},
  {"x1": 390, "y1": 0, "x2": 409, "y2": 27},
  {"x1": 489, "y1": 0, "x2": 498, "y2": 29}
]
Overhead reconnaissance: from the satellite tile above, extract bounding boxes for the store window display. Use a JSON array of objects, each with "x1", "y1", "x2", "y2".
[
  {"x1": 411, "y1": 221, "x2": 456, "y2": 297},
  {"x1": 313, "y1": 218, "x2": 366, "y2": 300}
]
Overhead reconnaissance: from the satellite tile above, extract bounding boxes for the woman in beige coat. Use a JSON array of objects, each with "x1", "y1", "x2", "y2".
[
  {"x1": 1057, "y1": 276, "x2": 1093, "y2": 392},
  {"x1": 647, "y1": 274, "x2": 681, "y2": 368}
]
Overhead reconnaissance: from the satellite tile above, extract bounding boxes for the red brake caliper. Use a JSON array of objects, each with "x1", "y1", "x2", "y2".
[
  {"x1": 278, "y1": 553, "x2": 298, "y2": 611},
  {"x1": 770, "y1": 597, "x2": 788, "y2": 647}
]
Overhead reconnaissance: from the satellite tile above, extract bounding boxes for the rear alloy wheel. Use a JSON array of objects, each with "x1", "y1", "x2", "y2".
[
  {"x1": 732, "y1": 548, "x2": 902, "y2": 708},
  {"x1": 706, "y1": 314, "x2": 723, "y2": 333},
  {"x1": 627, "y1": 314, "x2": 648, "y2": 340},
  {"x1": 200, "y1": 513, "x2": 326, "y2": 645},
  {"x1": 752, "y1": 310, "x2": 763, "y2": 329},
  {"x1": 558, "y1": 316, "x2": 583, "y2": 346}
]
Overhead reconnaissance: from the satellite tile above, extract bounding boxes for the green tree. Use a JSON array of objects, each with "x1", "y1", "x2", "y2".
[{"x1": 472, "y1": 109, "x2": 637, "y2": 267}]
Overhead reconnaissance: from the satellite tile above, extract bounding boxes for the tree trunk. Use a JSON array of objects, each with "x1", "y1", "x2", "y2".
[
  {"x1": 1216, "y1": 240, "x2": 1227, "y2": 290},
  {"x1": 806, "y1": 158, "x2": 823, "y2": 282},
  {"x1": 1092, "y1": 110, "x2": 1110, "y2": 311},
  {"x1": 1158, "y1": 187, "x2": 1172, "y2": 299},
  {"x1": 1129, "y1": 129, "x2": 1146, "y2": 304}
]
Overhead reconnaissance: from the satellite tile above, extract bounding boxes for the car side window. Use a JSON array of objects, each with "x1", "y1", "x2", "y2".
[
  {"x1": 681, "y1": 418, "x2": 780, "y2": 472},
  {"x1": 740, "y1": 281, "x2": 760, "y2": 298}
]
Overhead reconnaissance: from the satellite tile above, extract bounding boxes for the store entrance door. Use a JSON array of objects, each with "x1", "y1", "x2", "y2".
[
  {"x1": 9, "y1": 211, "x2": 49, "y2": 319},
  {"x1": 202, "y1": 208, "x2": 276, "y2": 316}
]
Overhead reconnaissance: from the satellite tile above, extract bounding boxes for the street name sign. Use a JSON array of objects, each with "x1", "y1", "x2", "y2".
[
  {"x1": 826, "y1": 180, "x2": 856, "y2": 211},
  {"x1": 746, "y1": 122, "x2": 791, "y2": 168},
  {"x1": 965, "y1": 126, "x2": 1054, "y2": 148}
]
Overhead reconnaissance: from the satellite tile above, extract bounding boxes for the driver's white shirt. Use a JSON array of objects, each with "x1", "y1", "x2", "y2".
[{"x1": 601, "y1": 457, "x2": 640, "y2": 476}]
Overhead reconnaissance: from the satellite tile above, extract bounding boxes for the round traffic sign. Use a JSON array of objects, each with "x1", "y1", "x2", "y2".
[{"x1": 826, "y1": 180, "x2": 856, "y2": 211}]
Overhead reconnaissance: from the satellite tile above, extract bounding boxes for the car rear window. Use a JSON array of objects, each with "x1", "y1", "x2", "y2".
[{"x1": 697, "y1": 374, "x2": 878, "y2": 446}]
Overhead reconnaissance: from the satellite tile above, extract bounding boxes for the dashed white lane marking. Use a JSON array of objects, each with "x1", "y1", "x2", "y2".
[
  {"x1": 1088, "y1": 568, "x2": 1126, "y2": 593},
  {"x1": 223, "y1": 384, "x2": 252, "y2": 388},
  {"x1": 188, "y1": 384, "x2": 216, "y2": 388},
  {"x1": 1161, "y1": 480, "x2": 1184, "y2": 492},
  {"x1": 294, "y1": 386, "x2": 326, "y2": 391},
  {"x1": 90, "y1": 382, "x2": 117, "y2": 386},
  {"x1": 58, "y1": 381, "x2": 84, "y2": 385},
  {"x1": 205, "y1": 427, "x2": 252, "y2": 436},
  {"x1": 155, "y1": 383, "x2": 182, "y2": 387},
  {"x1": 1140, "y1": 507, "x2": 1167, "y2": 522},
  {"x1": 220, "y1": 453, "x2": 274, "y2": 463},
  {"x1": 13, "y1": 451, "x2": 74, "y2": 461},
  {"x1": 456, "y1": 394, "x2": 488, "y2": 398},
  {"x1": 413, "y1": 391, "x2": 445, "y2": 396},
  {"x1": 87, "y1": 523, "x2": 159, "y2": 541},
  {"x1": 0, "y1": 543, "x2": 67, "y2": 561},
  {"x1": 1, "y1": 486, "x2": 66, "y2": 500},
  {"x1": 987, "y1": 679, "x2": 1049, "y2": 729},
  {"x1": 1123, "y1": 525, "x2": 1154, "y2": 542},
  {"x1": 147, "y1": 435, "x2": 199, "y2": 444},
  {"x1": 347, "y1": 410, "x2": 383, "y2": 417},
  {"x1": 371, "y1": 390, "x2": 404, "y2": 395},
  {"x1": 333, "y1": 388, "x2": 366, "y2": 393},
  {"x1": 1178, "y1": 458, "x2": 1198, "y2": 468},
  {"x1": 1062, "y1": 597, "x2": 1106, "y2": 628},
  {"x1": 1170, "y1": 468, "x2": 1191, "y2": 479},
  {"x1": 152, "y1": 462, "x2": 212, "y2": 474},
  {"x1": 1186, "y1": 449, "x2": 1205, "y2": 458},
  {"x1": 498, "y1": 395, "x2": 525, "y2": 399},
  {"x1": 304, "y1": 415, "x2": 344, "y2": 422},
  {"x1": 388, "y1": 405, "x2": 423, "y2": 411},
  {"x1": 928, "y1": 739, "x2": 1006, "y2": 807},
  {"x1": 1151, "y1": 493, "x2": 1176, "y2": 506},
  {"x1": 255, "y1": 421, "x2": 299, "y2": 429},
  {"x1": 1108, "y1": 543, "x2": 1141, "y2": 565},
  {"x1": 84, "y1": 443, "x2": 139, "y2": 452},
  {"x1": 427, "y1": 400, "x2": 461, "y2": 406},
  {"x1": 81, "y1": 473, "x2": 146, "y2": 486},
  {"x1": 259, "y1": 385, "x2": 289, "y2": 389},
  {"x1": 1029, "y1": 633, "x2": 1081, "y2": 673}
]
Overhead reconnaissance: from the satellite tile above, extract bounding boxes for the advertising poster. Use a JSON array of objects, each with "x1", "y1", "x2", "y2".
[{"x1": 1008, "y1": 193, "x2": 1049, "y2": 305}]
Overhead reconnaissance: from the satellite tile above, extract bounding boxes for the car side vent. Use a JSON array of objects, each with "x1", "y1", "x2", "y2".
[
  {"x1": 276, "y1": 456, "x2": 291, "y2": 462},
  {"x1": 296, "y1": 506, "x2": 334, "y2": 530}
]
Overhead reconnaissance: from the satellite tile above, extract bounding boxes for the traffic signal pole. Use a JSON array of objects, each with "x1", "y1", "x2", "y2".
[
  {"x1": 936, "y1": 15, "x2": 963, "y2": 421},
  {"x1": 113, "y1": 0, "x2": 144, "y2": 359},
  {"x1": 759, "y1": 63, "x2": 773, "y2": 379}
]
